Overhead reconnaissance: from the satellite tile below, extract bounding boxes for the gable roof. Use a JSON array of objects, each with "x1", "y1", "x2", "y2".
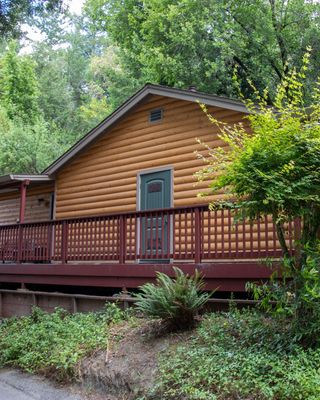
[{"x1": 43, "y1": 83, "x2": 249, "y2": 176}]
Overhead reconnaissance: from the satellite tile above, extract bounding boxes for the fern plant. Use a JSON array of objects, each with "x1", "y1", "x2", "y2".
[{"x1": 134, "y1": 267, "x2": 213, "y2": 330}]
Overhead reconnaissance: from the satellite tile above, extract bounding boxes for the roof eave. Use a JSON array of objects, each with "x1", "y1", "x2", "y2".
[{"x1": 0, "y1": 174, "x2": 53, "y2": 188}]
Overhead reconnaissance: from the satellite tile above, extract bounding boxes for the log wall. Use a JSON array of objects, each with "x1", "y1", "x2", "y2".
[
  {"x1": 0, "y1": 184, "x2": 54, "y2": 225},
  {"x1": 55, "y1": 95, "x2": 246, "y2": 218}
]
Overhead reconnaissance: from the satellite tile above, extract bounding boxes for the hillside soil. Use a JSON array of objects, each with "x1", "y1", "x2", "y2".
[{"x1": 80, "y1": 319, "x2": 191, "y2": 399}]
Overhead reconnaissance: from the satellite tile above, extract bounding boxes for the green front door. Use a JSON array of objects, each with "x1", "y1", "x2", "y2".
[{"x1": 140, "y1": 169, "x2": 172, "y2": 259}]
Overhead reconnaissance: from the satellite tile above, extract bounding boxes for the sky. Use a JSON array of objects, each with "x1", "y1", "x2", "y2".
[{"x1": 68, "y1": 0, "x2": 85, "y2": 15}]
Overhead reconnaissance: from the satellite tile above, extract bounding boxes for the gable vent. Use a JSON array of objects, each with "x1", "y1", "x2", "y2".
[{"x1": 149, "y1": 108, "x2": 163, "y2": 123}]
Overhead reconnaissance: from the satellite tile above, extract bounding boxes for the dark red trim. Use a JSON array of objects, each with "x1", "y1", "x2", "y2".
[
  {"x1": 0, "y1": 261, "x2": 278, "y2": 291},
  {"x1": 194, "y1": 207, "x2": 201, "y2": 263},
  {"x1": 19, "y1": 180, "x2": 29, "y2": 223},
  {"x1": 0, "y1": 205, "x2": 292, "y2": 264},
  {"x1": 119, "y1": 215, "x2": 126, "y2": 264}
]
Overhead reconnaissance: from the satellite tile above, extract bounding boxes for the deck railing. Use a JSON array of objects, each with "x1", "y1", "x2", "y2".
[{"x1": 0, "y1": 205, "x2": 299, "y2": 264}]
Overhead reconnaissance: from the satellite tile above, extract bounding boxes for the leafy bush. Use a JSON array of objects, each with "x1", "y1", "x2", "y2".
[
  {"x1": 100, "y1": 301, "x2": 132, "y2": 324},
  {"x1": 247, "y1": 242, "x2": 320, "y2": 346},
  {"x1": 134, "y1": 267, "x2": 212, "y2": 330},
  {"x1": 151, "y1": 309, "x2": 320, "y2": 400},
  {"x1": 0, "y1": 303, "x2": 129, "y2": 381},
  {"x1": 196, "y1": 51, "x2": 320, "y2": 348},
  {"x1": 294, "y1": 245, "x2": 320, "y2": 344}
]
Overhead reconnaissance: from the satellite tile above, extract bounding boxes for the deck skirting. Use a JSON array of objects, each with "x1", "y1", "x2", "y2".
[{"x1": 0, "y1": 261, "x2": 278, "y2": 291}]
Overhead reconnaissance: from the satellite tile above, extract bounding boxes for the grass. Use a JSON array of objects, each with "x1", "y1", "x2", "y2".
[
  {"x1": 150, "y1": 308, "x2": 320, "y2": 400},
  {"x1": 0, "y1": 303, "x2": 129, "y2": 381}
]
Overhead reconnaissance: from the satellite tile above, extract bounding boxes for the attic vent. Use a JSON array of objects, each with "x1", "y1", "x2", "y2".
[{"x1": 149, "y1": 108, "x2": 163, "y2": 123}]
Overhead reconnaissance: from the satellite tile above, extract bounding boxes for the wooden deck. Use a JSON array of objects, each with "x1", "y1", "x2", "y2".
[
  {"x1": 0, "y1": 262, "x2": 280, "y2": 292},
  {"x1": 0, "y1": 205, "x2": 295, "y2": 291}
]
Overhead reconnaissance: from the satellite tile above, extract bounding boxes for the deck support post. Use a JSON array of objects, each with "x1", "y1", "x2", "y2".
[{"x1": 72, "y1": 297, "x2": 77, "y2": 313}]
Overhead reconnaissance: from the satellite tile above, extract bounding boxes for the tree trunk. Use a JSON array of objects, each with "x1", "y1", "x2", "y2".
[{"x1": 275, "y1": 220, "x2": 290, "y2": 258}]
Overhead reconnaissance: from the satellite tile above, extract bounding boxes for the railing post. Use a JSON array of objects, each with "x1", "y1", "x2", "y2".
[
  {"x1": 17, "y1": 224, "x2": 23, "y2": 263},
  {"x1": 119, "y1": 215, "x2": 126, "y2": 264},
  {"x1": 61, "y1": 220, "x2": 68, "y2": 264},
  {"x1": 194, "y1": 207, "x2": 201, "y2": 264},
  {"x1": 47, "y1": 224, "x2": 53, "y2": 262}
]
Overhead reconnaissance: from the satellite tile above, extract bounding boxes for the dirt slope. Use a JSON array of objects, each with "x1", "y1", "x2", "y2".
[{"x1": 80, "y1": 320, "x2": 190, "y2": 399}]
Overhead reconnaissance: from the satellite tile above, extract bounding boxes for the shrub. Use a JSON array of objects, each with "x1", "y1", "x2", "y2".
[
  {"x1": 0, "y1": 303, "x2": 129, "y2": 381},
  {"x1": 197, "y1": 51, "x2": 320, "y2": 347},
  {"x1": 247, "y1": 242, "x2": 320, "y2": 346},
  {"x1": 100, "y1": 301, "x2": 132, "y2": 324},
  {"x1": 134, "y1": 267, "x2": 212, "y2": 330},
  {"x1": 151, "y1": 309, "x2": 320, "y2": 400}
]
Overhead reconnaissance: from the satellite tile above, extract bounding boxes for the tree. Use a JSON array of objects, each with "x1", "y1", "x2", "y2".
[
  {"x1": 0, "y1": 41, "x2": 40, "y2": 122},
  {"x1": 31, "y1": 13, "x2": 111, "y2": 141},
  {"x1": 32, "y1": 43, "x2": 77, "y2": 133},
  {"x1": 87, "y1": 45, "x2": 142, "y2": 111},
  {"x1": 85, "y1": 0, "x2": 320, "y2": 101},
  {"x1": 0, "y1": 106, "x2": 65, "y2": 173},
  {"x1": 196, "y1": 53, "x2": 320, "y2": 343},
  {"x1": 196, "y1": 52, "x2": 320, "y2": 263},
  {"x1": 0, "y1": 11, "x2": 115, "y2": 175},
  {"x1": 0, "y1": 41, "x2": 66, "y2": 174},
  {"x1": 0, "y1": 0, "x2": 63, "y2": 38}
]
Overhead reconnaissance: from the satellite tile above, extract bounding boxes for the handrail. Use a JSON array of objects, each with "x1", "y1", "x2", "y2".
[
  {"x1": 0, "y1": 203, "x2": 211, "y2": 228},
  {"x1": 0, "y1": 205, "x2": 297, "y2": 264}
]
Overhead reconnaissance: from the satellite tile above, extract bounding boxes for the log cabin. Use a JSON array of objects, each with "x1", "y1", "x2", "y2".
[{"x1": 0, "y1": 84, "x2": 296, "y2": 293}]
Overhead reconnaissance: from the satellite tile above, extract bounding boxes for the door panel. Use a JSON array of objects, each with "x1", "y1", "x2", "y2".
[{"x1": 140, "y1": 170, "x2": 171, "y2": 259}]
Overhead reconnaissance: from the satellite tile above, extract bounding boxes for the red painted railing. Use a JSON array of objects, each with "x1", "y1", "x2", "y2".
[{"x1": 0, "y1": 205, "x2": 298, "y2": 264}]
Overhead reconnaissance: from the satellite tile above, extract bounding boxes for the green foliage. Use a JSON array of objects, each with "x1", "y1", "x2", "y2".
[
  {"x1": 197, "y1": 51, "x2": 320, "y2": 254},
  {"x1": 31, "y1": 13, "x2": 111, "y2": 140},
  {"x1": 0, "y1": 41, "x2": 40, "y2": 122},
  {"x1": 1, "y1": 1, "x2": 319, "y2": 176},
  {"x1": 79, "y1": 96, "x2": 111, "y2": 131},
  {"x1": 295, "y1": 244, "x2": 320, "y2": 343},
  {"x1": 85, "y1": 0, "x2": 320, "y2": 100},
  {"x1": 0, "y1": 41, "x2": 69, "y2": 174},
  {"x1": 87, "y1": 45, "x2": 142, "y2": 111},
  {"x1": 0, "y1": 106, "x2": 65, "y2": 173},
  {"x1": 197, "y1": 52, "x2": 320, "y2": 346},
  {"x1": 100, "y1": 301, "x2": 132, "y2": 324},
  {"x1": 248, "y1": 242, "x2": 320, "y2": 346},
  {"x1": 134, "y1": 267, "x2": 212, "y2": 330},
  {"x1": 0, "y1": 304, "x2": 128, "y2": 381},
  {"x1": 0, "y1": 0, "x2": 63, "y2": 39},
  {"x1": 0, "y1": 15, "x2": 112, "y2": 174},
  {"x1": 151, "y1": 309, "x2": 320, "y2": 400}
]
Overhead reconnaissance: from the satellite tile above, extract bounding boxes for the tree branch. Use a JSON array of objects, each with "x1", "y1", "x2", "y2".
[
  {"x1": 272, "y1": 210, "x2": 290, "y2": 258},
  {"x1": 230, "y1": 6, "x2": 285, "y2": 83},
  {"x1": 268, "y1": 0, "x2": 288, "y2": 74}
]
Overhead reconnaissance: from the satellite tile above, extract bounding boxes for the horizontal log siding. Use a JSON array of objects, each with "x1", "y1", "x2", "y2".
[
  {"x1": 55, "y1": 95, "x2": 245, "y2": 218},
  {"x1": 0, "y1": 184, "x2": 54, "y2": 225}
]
